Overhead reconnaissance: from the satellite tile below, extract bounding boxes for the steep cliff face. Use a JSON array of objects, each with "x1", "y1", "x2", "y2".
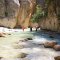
[
  {"x1": 0, "y1": 0, "x2": 5, "y2": 17},
  {"x1": 17, "y1": 0, "x2": 36, "y2": 28},
  {"x1": 0, "y1": 0, "x2": 36, "y2": 28},
  {"x1": 0, "y1": 0, "x2": 19, "y2": 28},
  {"x1": 39, "y1": 0, "x2": 60, "y2": 32}
]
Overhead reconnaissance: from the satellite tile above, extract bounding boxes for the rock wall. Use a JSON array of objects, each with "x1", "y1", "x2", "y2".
[
  {"x1": 17, "y1": 0, "x2": 36, "y2": 28},
  {"x1": 0, "y1": 0, "x2": 19, "y2": 28},
  {"x1": 39, "y1": 0, "x2": 60, "y2": 32},
  {"x1": 0, "y1": 18, "x2": 16, "y2": 28},
  {"x1": 0, "y1": 0, "x2": 36, "y2": 28},
  {"x1": 0, "y1": 0, "x2": 5, "y2": 17},
  {"x1": 40, "y1": 17, "x2": 59, "y2": 32}
]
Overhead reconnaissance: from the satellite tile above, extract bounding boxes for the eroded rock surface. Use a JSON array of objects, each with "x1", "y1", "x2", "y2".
[{"x1": 0, "y1": 0, "x2": 19, "y2": 28}]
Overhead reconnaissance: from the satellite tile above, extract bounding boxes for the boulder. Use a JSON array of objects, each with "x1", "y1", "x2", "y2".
[
  {"x1": 0, "y1": 57, "x2": 3, "y2": 59},
  {"x1": 12, "y1": 44, "x2": 24, "y2": 49},
  {"x1": 8, "y1": 33, "x2": 11, "y2": 35},
  {"x1": 0, "y1": 33, "x2": 5, "y2": 37},
  {"x1": 54, "y1": 45, "x2": 60, "y2": 51},
  {"x1": 44, "y1": 41, "x2": 57, "y2": 48},
  {"x1": 54, "y1": 56, "x2": 60, "y2": 60},
  {"x1": 3, "y1": 33, "x2": 7, "y2": 35},
  {"x1": 49, "y1": 35, "x2": 54, "y2": 38},
  {"x1": 27, "y1": 38, "x2": 33, "y2": 40},
  {"x1": 19, "y1": 39, "x2": 29, "y2": 42},
  {"x1": 19, "y1": 38, "x2": 33, "y2": 42},
  {"x1": 3, "y1": 33, "x2": 11, "y2": 35},
  {"x1": 16, "y1": 53, "x2": 27, "y2": 58}
]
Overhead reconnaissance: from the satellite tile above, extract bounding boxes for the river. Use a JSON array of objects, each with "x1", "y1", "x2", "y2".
[{"x1": 0, "y1": 27, "x2": 60, "y2": 60}]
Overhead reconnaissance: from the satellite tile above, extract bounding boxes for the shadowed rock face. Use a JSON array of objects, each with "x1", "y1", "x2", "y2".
[
  {"x1": 0, "y1": 0, "x2": 19, "y2": 18},
  {"x1": 0, "y1": 0, "x2": 19, "y2": 28},
  {"x1": 0, "y1": 0, "x2": 5, "y2": 17},
  {"x1": 37, "y1": 0, "x2": 45, "y2": 6},
  {"x1": 39, "y1": 0, "x2": 60, "y2": 32}
]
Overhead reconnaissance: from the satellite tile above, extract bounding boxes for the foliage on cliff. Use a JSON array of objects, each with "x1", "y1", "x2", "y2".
[{"x1": 31, "y1": 5, "x2": 44, "y2": 23}]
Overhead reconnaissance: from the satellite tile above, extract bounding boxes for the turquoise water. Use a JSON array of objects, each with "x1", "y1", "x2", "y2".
[{"x1": 0, "y1": 29, "x2": 60, "y2": 60}]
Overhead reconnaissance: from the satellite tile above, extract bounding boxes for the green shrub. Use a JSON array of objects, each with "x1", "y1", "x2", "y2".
[{"x1": 31, "y1": 5, "x2": 44, "y2": 23}]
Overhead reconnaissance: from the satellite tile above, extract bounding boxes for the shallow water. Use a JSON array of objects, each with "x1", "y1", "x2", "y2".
[{"x1": 0, "y1": 27, "x2": 60, "y2": 60}]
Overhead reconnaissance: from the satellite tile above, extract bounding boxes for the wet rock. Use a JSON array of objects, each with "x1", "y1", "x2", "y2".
[
  {"x1": 44, "y1": 41, "x2": 57, "y2": 48},
  {"x1": 12, "y1": 44, "x2": 24, "y2": 49},
  {"x1": 19, "y1": 38, "x2": 33, "y2": 42},
  {"x1": 54, "y1": 45, "x2": 60, "y2": 51},
  {"x1": 3, "y1": 33, "x2": 7, "y2": 35},
  {"x1": 0, "y1": 0, "x2": 19, "y2": 28},
  {"x1": 49, "y1": 35, "x2": 54, "y2": 38},
  {"x1": 16, "y1": 53, "x2": 28, "y2": 58},
  {"x1": 27, "y1": 38, "x2": 33, "y2": 40},
  {"x1": 3, "y1": 33, "x2": 11, "y2": 35},
  {"x1": 8, "y1": 33, "x2": 11, "y2": 35},
  {"x1": 54, "y1": 56, "x2": 60, "y2": 60},
  {"x1": 0, "y1": 57, "x2": 3, "y2": 59},
  {"x1": 19, "y1": 39, "x2": 28, "y2": 42},
  {"x1": 14, "y1": 41, "x2": 19, "y2": 44},
  {"x1": 0, "y1": 33, "x2": 5, "y2": 37}
]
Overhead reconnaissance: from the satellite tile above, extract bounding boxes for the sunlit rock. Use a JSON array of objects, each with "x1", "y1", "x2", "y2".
[
  {"x1": 54, "y1": 45, "x2": 60, "y2": 51},
  {"x1": 16, "y1": 53, "x2": 28, "y2": 58},
  {"x1": 17, "y1": 0, "x2": 36, "y2": 28},
  {"x1": 12, "y1": 43, "x2": 24, "y2": 49},
  {"x1": 0, "y1": 0, "x2": 19, "y2": 28},
  {"x1": 19, "y1": 39, "x2": 29, "y2": 42},
  {"x1": 44, "y1": 41, "x2": 57, "y2": 48},
  {"x1": 0, "y1": 33, "x2": 5, "y2": 37}
]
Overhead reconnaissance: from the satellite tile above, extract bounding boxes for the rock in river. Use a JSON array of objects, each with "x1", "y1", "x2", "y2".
[
  {"x1": 54, "y1": 56, "x2": 60, "y2": 60},
  {"x1": 16, "y1": 53, "x2": 28, "y2": 58},
  {"x1": 54, "y1": 45, "x2": 60, "y2": 51},
  {"x1": 44, "y1": 41, "x2": 57, "y2": 48}
]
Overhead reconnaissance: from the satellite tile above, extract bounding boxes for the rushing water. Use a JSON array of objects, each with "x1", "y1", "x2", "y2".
[{"x1": 0, "y1": 27, "x2": 60, "y2": 60}]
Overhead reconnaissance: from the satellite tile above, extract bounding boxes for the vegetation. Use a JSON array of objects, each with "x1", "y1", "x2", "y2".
[
  {"x1": 45, "y1": 0, "x2": 60, "y2": 20},
  {"x1": 31, "y1": 5, "x2": 44, "y2": 23}
]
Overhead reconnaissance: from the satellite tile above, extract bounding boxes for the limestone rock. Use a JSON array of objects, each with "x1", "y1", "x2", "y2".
[
  {"x1": 54, "y1": 56, "x2": 60, "y2": 60},
  {"x1": 0, "y1": 33, "x2": 5, "y2": 37},
  {"x1": 0, "y1": 0, "x2": 19, "y2": 28},
  {"x1": 12, "y1": 43, "x2": 24, "y2": 49},
  {"x1": 16, "y1": 53, "x2": 27, "y2": 58},
  {"x1": 3, "y1": 32, "x2": 11, "y2": 35},
  {"x1": 20, "y1": 38, "x2": 33, "y2": 42},
  {"x1": 54, "y1": 45, "x2": 60, "y2": 51},
  {"x1": 44, "y1": 41, "x2": 57, "y2": 48},
  {"x1": 49, "y1": 35, "x2": 54, "y2": 38},
  {"x1": 0, "y1": 57, "x2": 3, "y2": 59},
  {"x1": 19, "y1": 39, "x2": 29, "y2": 42},
  {"x1": 39, "y1": 0, "x2": 60, "y2": 32},
  {"x1": 27, "y1": 38, "x2": 33, "y2": 40}
]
